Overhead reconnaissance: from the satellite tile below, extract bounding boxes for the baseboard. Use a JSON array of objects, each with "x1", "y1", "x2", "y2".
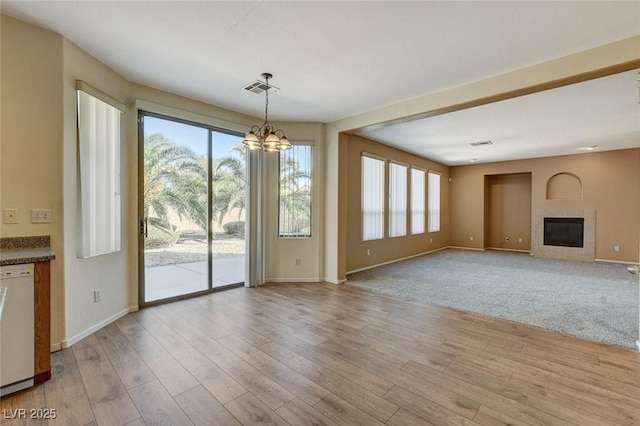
[
  {"x1": 595, "y1": 258, "x2": 638, "y2": 265},
  {"x1": 486, "y1": 247, "x2": 532, "y2": 254},
  {"x1": 50, "y1": 342, "x2": 62, "y2": 352},
  {"x1": 322, "y1": 278, "x2": 346, "y2": 285},
  {"x1": 347, "y1": 246, "x2": 449, "y2": 275},
  {"x1": 265, "y1": 277, "x2": 322, "y2": 283},
  {"x1": 61, "y1": 305, "x2": 138, "y2": 349},
  {"x1": 447, "y1": 246, "x2": 486, "y2": 252}
]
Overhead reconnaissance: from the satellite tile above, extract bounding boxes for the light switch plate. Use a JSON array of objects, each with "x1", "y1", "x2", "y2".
[{"x1": 31, "y1": 208, "x2": 51, "y2": 223}]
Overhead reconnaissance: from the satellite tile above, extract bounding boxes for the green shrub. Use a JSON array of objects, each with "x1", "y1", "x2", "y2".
[{"x1": 145, "y1": 220, "x2": 179, "y2": 249}]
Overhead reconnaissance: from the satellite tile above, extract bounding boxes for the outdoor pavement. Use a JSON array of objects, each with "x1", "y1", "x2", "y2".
[{"x1": 145, "y1": 255, "x2": 244, "y2": 302}]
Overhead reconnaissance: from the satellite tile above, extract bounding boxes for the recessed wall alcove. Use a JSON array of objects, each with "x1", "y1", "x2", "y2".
[{"x1": 546, "y1": 172, "x2": 583, "y2": 200}]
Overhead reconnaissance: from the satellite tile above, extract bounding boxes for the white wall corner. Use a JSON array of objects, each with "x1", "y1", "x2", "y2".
[{"x1": 61, "y1": 306, "x2": 133, "y2": 349}]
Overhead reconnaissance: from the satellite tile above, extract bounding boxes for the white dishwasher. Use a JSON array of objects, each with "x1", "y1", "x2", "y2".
[{"x1": 0, "y1": 263, "x2": 35, "y2": 396}]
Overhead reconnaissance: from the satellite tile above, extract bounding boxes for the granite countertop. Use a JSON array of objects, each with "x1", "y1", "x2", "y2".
[{"x1": 0, "y1": 235, "x2": 55, "y2": 266}]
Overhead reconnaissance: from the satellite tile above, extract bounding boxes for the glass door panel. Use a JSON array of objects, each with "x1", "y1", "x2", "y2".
[
  {"x1": 211, "y1": 131, "x2": 246, "y2": 288},
  {"x1": 141, "y1": 115, "x2": 210, "y2": 302}
]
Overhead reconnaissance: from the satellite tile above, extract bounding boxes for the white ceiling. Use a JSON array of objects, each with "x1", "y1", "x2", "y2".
[
  {"x1": 358, "y1": 70, "x2": 640, "y2": 165},
  {"x1": 3, "y1": 1, "x2": 640, "y2": 164}
]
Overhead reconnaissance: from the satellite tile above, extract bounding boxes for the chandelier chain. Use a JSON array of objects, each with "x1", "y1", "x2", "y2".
[{"x1": 264, "y1": 76, "x2": 269, "y2": 124}]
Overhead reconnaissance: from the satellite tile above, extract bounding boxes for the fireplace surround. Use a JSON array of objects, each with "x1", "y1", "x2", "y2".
[{"x1": 534, "y1": 209, "x2": 595, "y2": 261}]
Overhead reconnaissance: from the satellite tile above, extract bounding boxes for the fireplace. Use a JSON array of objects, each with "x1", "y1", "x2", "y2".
[
  {"x1": 534, "y1": 209, "x2": 594, "y2": 261},
  {"x1": 544, "y1": 217, "x2": 584, "y2": 248}
]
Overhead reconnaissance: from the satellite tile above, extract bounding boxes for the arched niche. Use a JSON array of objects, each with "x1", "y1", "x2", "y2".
[{"x1": 546, "y1": 172, "x2": 582, "y2": 200}]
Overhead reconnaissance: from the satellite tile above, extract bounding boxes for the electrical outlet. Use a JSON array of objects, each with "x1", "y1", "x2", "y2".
[
  {"x1": 31, "y1": 208, "x2": 51, "y2": 223},
  {"x1": 367, "y1": 249, "x2": 371, "y2": 256},
  {"x1": 94, "y1": 290, "x2": 102, "y2": 302},
  {"x1": 614, "y1": 245, "x2": 620, "y2": 252},
  {"x1": 3, "y1": 209, "x2": 18, "y2": 224},
  {"x1": 469, "y1": 236, "x2": 473, "y2": 241},
  {"x1": 518, "y1": 237, "x2": 523, "y2": 243},
  {"x1": 505, "y1": 236, "x2": 510, "y2": 242},
  {"x1": 294, "y1": 258, "x2": 300, "y2": 266},
  {"x1": 429, "y1": 238, "x2": 433, "y2": 243}
]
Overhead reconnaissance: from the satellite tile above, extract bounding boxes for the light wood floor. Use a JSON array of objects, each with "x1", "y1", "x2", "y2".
[{"x1": 2, "y1": 282, "x2": 640, "y2": 425}]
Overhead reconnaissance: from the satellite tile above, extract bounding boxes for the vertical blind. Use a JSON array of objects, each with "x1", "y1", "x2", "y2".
[
  {"x1": 77, "y1": 86, "x2": 123, "y2": 257},
  {"x1": 411, "y1": 168, "x2": 425, "y2": 234},
  {"x1": 362, "y1": 155, "x2": 385, "y2": 241},
  {"x1": 279, "y1": 144, "x2": 312, "y2": 237},
  {"x1": 389, "y1": 162, "x2": 407, "y2": 238},
  {"x1": 428, "y1": 171, "x2": 441, "y2": 232}
]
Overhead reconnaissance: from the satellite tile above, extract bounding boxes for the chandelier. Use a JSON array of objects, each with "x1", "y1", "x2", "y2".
[{"x1": 242, "y1": 73, "x2": 291, "y2": 152}]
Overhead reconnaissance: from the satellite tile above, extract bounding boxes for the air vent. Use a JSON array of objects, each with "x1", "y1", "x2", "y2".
[
  {"x1": 242, "y1": 80, "x2": 279, "y2": 95},
  {"x1": 469, "y1": 140, "x2": 493, "y2": 147}
]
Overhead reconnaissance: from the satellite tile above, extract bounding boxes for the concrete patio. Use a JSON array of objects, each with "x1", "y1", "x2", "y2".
[{"x1": 145, "y1": 255, "x2": 244, "y2": 302}]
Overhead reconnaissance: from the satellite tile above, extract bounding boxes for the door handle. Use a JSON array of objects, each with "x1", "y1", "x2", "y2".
[
  {"x1": 628, "y1": 265, "x2": 640, "y2": 275},
  {"x1": 140, "y1": 218, "x2": 149, "y2": 237}
]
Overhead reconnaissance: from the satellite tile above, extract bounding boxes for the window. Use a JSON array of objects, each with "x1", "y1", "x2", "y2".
[
  {"x1": 362, "y1": 155, "x2": 385, "y2": 241},
  {"x1": 428, "y1": 171, "x2": 441, "y2": 232},
  {"x1": 389, "y1": 162, "x2": 407, "y2": 237},
  {"x1": 279, "y1": 144, "x2": 312, "y2": 237},
  {"x1": 411, "y1": 168, "x2": 425, "y2": 234},
  {"x1": 76, "y1": 81, "x2": 124, "y2": 257}
]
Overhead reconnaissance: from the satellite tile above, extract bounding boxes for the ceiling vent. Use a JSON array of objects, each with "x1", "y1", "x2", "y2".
[
  {"x1": 242, "y1": 80, "x2": 279, "y2": 95},
  {"x1": 469, "y1": 140, "x2": 493, "y2": 147}
]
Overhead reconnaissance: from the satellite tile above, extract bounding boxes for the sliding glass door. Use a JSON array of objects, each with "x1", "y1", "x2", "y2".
[{"x1": 138, "y1": 112, "x2": 245, "y2": 304}]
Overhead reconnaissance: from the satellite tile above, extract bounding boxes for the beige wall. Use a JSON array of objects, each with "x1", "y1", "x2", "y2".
[
  {"x1": 325, "y1": 36, "x2": 640, "y2": 282},
  {"x1": 345, "y1": 134, "x2": 450, "y2": 273},
  {"x1": 1, "y1": 15, "x2": 328, "y2": 349},
  {"x1": 61, "y1": 38, "x2": 132, "y2": 343},
  {"x1": 486, "y1": 173, "x2": 532, "y2": 250},
  {"x1": 451, "y1": 149, "x2": 640, "y2": 262},
  {"x1": 2, "y1": 14, "x2": 638, "y2": 349},
  {"x1": 265, "y1": 121, "x2": 325, "y2": 282},
  {"x1": 1, "y1": 16, "x2": 64, "y2": 348}
]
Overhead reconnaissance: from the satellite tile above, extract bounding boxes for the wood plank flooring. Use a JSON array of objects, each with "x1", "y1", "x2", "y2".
[{"x1": 2, "y1": 282, "x2": 639, "y2": 425}]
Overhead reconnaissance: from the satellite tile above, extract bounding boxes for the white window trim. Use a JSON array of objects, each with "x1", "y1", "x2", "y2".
[
  {"x1": 278, "y1": 141, "x2": 313, "y2": 238},
  {"x1": 361, "y1": 154, "x2": 386, "y2": 241},
  {"x1": 76, "y1": 82, "x2": 124, "y2": 257},
  {"x1": 389, "y1": 161, "x2": 407, "y2": 238},
  {"x1": 410, "y1": 167, "x2": 426, "y2": 235},
  {"x1": 428, "y1": 170, "x2": 441, "y2": 233}
]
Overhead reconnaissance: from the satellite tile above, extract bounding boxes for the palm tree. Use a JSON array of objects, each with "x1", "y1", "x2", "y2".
[
  {"x1": 144, "y1": 133, "x2": 208, "y2": 231},
  {"x1": 279, "y1": 153, "x2": 311, "y2": 235},
  {"x1": 211, "y1": 145, "x2": 247, "y2": 227}
]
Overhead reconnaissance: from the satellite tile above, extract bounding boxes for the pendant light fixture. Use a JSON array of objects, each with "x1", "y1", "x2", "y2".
[{"x1": 243, "y1": 73, "x2": 291, "y2": 152}]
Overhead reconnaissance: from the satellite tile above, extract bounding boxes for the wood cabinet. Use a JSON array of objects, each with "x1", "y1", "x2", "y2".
[{"x1": 34, "y1": 261, "x2": 51, "y2": 383}]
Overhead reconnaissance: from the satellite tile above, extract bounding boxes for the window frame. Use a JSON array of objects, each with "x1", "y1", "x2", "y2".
[
  {"x1": 428, "y1": 170, "x2": 441, "y2": 233},
  {"x1": 76, "y1": 81, "x2": 125, "y2": 258},
  {"x1": 361, "y1": 153, "x2": 386, "y2": 241},
  {"x1": 278, "y1": 142, "x2": 313, "y2": 238},
  {"x1": 388, "y1": 161, "x2": 408, "y2": 238},
  {"x1": 410, "y1": 167, "x2": 426, "y2": 235}
]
